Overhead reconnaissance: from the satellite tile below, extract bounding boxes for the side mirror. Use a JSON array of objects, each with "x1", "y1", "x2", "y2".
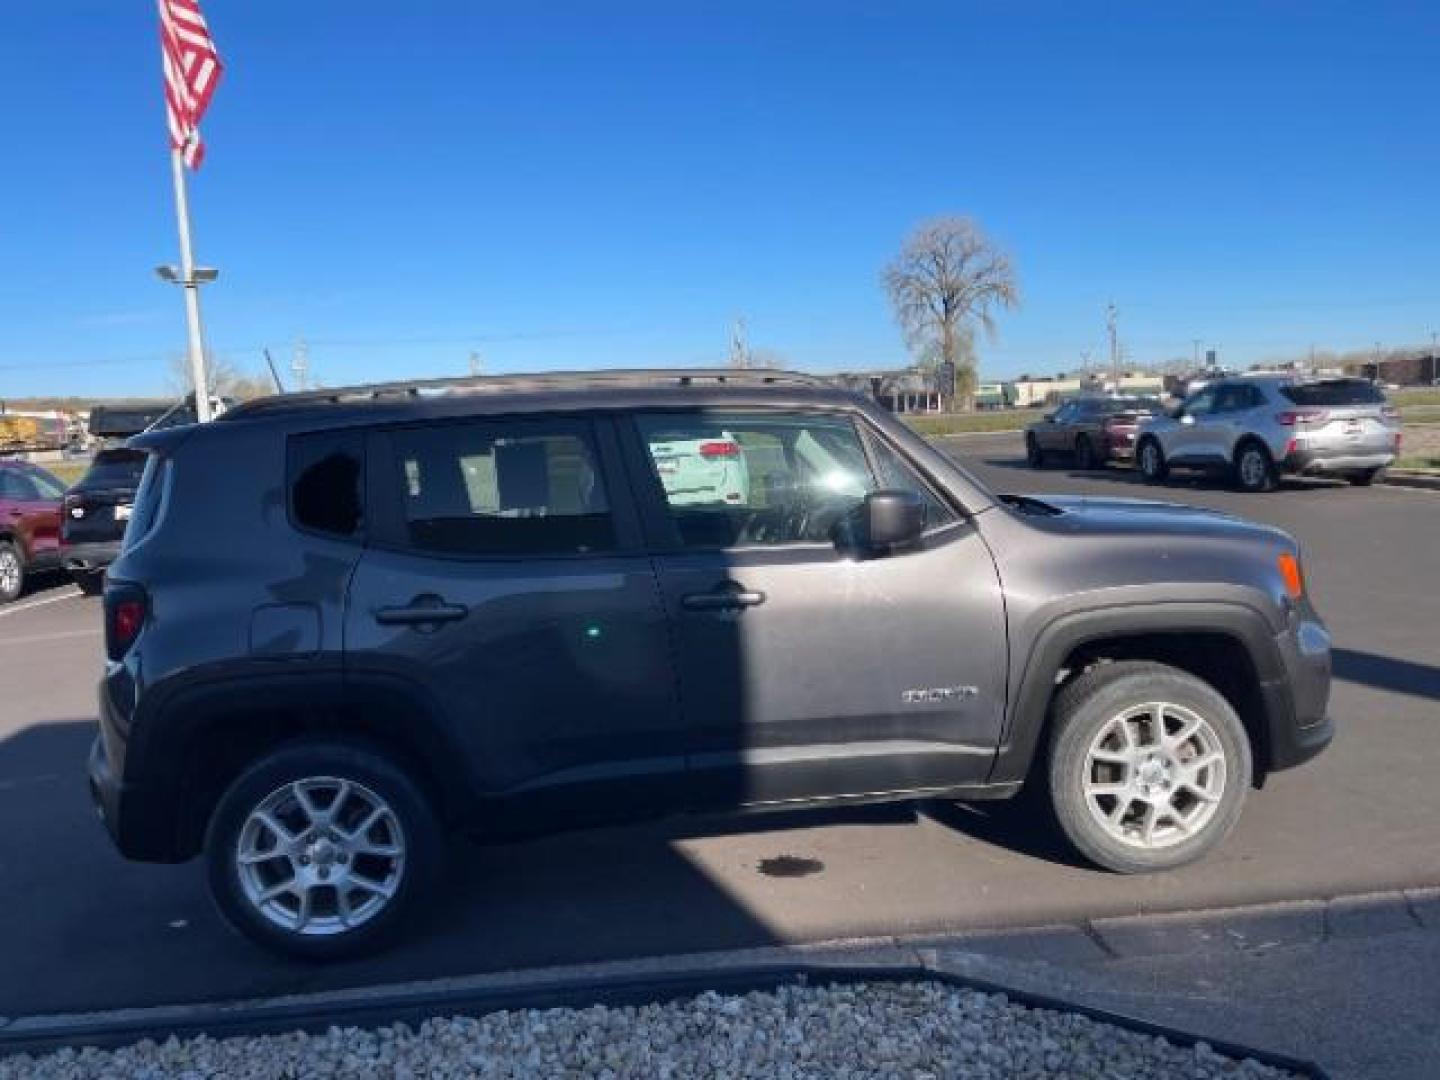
[{"x1": 859, "y1": 489, "x2": 926, "y2": 551}]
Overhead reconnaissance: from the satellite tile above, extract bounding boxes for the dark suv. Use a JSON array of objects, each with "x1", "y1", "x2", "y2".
[
  {"x1": 60, "y1": 447, "x2": 148, "y2": 594},
  {"x1": 90, "y1": 370, "x2": 1333, "y2": 958}
]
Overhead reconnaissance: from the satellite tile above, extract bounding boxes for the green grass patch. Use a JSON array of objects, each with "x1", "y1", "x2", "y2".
[
  {"x1": 901, "y1": 410, "x2": 1044, "y2": 436},
  {"x1": 1397, "y1": 454, "x2": 1440, "y2": 472},
  {"x1": 1390, "y1": 387, "x2": 1440, "y2": 408}
]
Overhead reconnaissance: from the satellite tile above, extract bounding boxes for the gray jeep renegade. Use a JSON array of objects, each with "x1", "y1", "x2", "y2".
[{"x1": 89, "y1": 370, "x2": 1333, "y2": 958}]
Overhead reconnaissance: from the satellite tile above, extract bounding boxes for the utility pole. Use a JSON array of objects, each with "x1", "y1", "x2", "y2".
[
  {"x1": 291, "y1": 337, "x2": 310, "y2": 392},
  {"x1": 1192, "y1": 339, "x2": 1201, "y2": 370},
  {"x1": 468, "y1": 350, "x2": 483, "y2": 377},
  {"x1": 1106, "y1": 302, "x2": 1119, "y2": 391},
  {"x1": 729, "y1": 316, "x2": 750, "y2": 369},
  {"x1": 1430, "y1": 331, "x2": 1438, "y2": 385}
]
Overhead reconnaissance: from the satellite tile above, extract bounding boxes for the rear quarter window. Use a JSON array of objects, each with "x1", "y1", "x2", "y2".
[
  {"x1": 122, "y1": 455, "x2": 169, "y2": 552},
  {"x1": 288, "y1": 431, "x2": 365, "y2": 539},
  {"x1": 1280, "y1": 380, "x2": 1385, "y2": 407}
]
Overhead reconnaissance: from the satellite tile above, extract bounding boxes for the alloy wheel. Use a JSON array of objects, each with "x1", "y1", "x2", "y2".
[
  {"x1": 0, "y1": 549, "x2": 20, "y2": 598},
  {"x1": 236, "y1": 776, "x2": 406, "y2": 936},
  {"x1": 1239, "y1": 447, "x2": 1269, "y2": 490},
  {"x1": 1081, "y1": 701, "x2": 1226, "y2": 850}
]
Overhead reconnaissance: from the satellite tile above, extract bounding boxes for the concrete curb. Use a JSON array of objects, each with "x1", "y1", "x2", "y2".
[
  {"x1": 5, "y1": 888, "x2": 1432, "y2": 1071},
  {"x1": 0, "y1": 958, "x2": 1329, "y2": 1078},
  {"x1": 1381, "y1": 469, "x2": 1440, "y2": 491}
]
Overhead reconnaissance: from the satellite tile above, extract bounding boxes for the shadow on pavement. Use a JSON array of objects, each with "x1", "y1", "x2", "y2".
[{"x1": 1332, "y1": 648, "x2": 1440, "y2": 703}]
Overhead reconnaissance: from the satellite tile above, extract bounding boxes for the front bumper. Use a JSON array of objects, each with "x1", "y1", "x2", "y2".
[
  {"x1": 1260, "y1": 611, "x2": 1334, "y2": 772},
  {"x1": 62, "y1": 540, "x2": 121, "y2": 574}
]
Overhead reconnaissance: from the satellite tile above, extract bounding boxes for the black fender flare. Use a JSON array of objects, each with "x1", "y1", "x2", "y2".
[
  {"x1": 127, "y1": 662, "x2": 473, "y2": 859},
  {"x1": 987, "y1": 600, "x2": 1287, "y2": 785}
]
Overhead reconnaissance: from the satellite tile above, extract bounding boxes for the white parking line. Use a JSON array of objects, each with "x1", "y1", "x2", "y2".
[
  {"x1": 0, "y1": 587, "x2": 82, "y2": 618},
  {"x1": 0, "y1": 628, "x2": 101, "y2": 646}
]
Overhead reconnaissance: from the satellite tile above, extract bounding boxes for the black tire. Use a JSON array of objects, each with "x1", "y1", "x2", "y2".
[
  {"x1": 1233, "y1": 440, "x2": 1277, "y2": 493},
  {"x1": 1025, "y1": 434, "x2": 1046, "y2": 469},
  {"x1": 1074, "y1": 435, "x2": 1098, "y2": 470},
  {"x1": 0, "y1": 541, "x2": 23, "y2": 605},
  {"x1": 205, "y1": 739, "x2": 443, "y2": 960},
  {"x1": 1347, "y1": 468, "x2": 1383, "y2": 487},
  {"x1": 1046, "y1": 661, "x2": 1251, "y2": 874},
  {"x1": 72, "y1": 571, "x2": 105, "y2": 597},
  {"x1": 1137, "y1": 438, "x2": 1168, "y2": 484}
]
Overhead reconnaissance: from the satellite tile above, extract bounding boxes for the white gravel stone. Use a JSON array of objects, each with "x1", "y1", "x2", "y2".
[{"x1": 0, "y1": 981, "x2": 1301, "y2": 1079}]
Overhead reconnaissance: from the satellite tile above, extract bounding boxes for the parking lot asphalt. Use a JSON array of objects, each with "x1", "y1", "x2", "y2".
[{"x1": 1, "y1": 433, "x2": 1436, "y2": 1019}]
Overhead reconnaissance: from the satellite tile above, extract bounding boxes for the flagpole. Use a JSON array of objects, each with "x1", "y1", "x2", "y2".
[{"x1": 169, "y1": 144, "x2": 213, "y2": 423}]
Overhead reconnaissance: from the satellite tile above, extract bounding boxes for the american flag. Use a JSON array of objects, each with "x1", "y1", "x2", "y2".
[{"x1": 158, "y1": 0, "x2": 223, "y2": 169}]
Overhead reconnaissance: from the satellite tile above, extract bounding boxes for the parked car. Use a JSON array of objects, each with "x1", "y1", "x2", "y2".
[
  {"x1": 0, "y1": 459, "x2": 66, "y2": 604},
  {"x1": 1136, "y1": 375, "x2": 1401, "y2": 492},
  {"x1": 1025, "y1": 394, "x2": 1157, "y2": 466},
  {"x1": 643, "y1": 426, "x2": 751, "y2": 506},
  {"x1": 91, "y1": 369, "x2": 1332, "y2": 958},
  {"x1": 1024, "y1": 396, "x2": 1162, "y2": 469},
  {"x1": 60, "y1": 447, "x2": 148, "y2": 595}
]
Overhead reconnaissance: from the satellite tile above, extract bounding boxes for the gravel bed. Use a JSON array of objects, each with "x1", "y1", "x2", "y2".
[{"x1": 0, "y1": 980, "x2": 1300, "y2": 1079}]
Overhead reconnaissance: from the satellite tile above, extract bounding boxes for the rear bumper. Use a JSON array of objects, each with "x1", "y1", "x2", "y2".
[
  {"x1": 62, "y1": 540, "x2": 121, "y2": 574},
  {"x1": 88, "y1": 676, "x2": 188, "y2": 864},
  {"x1": 1283, "y1": 446, "x2": 1395, "y2": 476}
]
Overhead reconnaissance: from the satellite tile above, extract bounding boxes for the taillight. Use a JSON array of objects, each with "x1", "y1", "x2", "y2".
[
  {"x1": 105, "y1": 586, "x2": 148, "y2": 661},
  {"x1": 699, "y1": 441, "x2": 740, "y2": 459},
  {"x1": 1275, "y1": 408, "x2": 1328, "y2": 426}
]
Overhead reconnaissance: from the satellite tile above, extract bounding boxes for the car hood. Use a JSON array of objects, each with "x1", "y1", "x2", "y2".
[{"x1": 1005, "y1": 493, "x2": 1291, "y2": 544}]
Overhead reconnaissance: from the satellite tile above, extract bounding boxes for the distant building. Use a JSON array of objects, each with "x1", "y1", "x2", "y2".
[{"x1": 826, "y1": 369, "x2": 942, "y2": 413}]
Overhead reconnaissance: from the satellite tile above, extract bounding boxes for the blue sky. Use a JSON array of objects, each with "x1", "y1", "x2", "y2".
[{"x1": 2, "y1": 1, "x2": 1437, "y2": 397}]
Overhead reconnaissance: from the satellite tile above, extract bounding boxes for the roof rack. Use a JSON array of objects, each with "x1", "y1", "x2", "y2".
[{"x1": 223, "y1": 368, "x2": 831, "y2": 418}]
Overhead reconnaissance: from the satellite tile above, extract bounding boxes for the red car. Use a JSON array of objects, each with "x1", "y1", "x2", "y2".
[{"x1": 0, "y1": 459, "x2": 66, "y2": 603}]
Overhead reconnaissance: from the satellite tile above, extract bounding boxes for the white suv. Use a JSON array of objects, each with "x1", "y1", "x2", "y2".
[{"x1": 1136, "y1": 376, "x2": 1401, "y2": 492}]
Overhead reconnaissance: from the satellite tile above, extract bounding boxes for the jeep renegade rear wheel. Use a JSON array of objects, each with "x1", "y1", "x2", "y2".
[
  {"x1": 1047, "y1": 661, "x2": 1251, "y2": 873},
  {"x1": 206, "y1": 740, "x2": 442, "y2": 960}
]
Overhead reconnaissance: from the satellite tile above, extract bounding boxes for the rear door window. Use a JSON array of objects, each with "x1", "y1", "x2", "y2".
[
  {"x1": 1280, "y1": 380, "x2": 1385, "y2": 407},
  {"x1": 389, "y1": 419, "x2": 615, "y2": 557}
]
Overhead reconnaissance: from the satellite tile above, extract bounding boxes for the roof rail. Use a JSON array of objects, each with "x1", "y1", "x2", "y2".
[{"x1": 222, "y1": 368, "x2": 831, "y2": 418}]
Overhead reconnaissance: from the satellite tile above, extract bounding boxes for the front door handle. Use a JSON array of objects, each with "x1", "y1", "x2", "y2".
[
  {"x1": 374, "y1": 595, "x2": 468, "y2": 628},
  {"x1": 681, "y1": 584, "x2": 767, "y2": 612}
]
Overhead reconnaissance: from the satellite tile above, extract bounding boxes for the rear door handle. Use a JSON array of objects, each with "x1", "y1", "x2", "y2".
[
  {"x1": 374, "y1": 596, "x2": 468, "y2": 627},
  {"x1": 681, "y1": 586, "x2": 767, "y2": 612}
]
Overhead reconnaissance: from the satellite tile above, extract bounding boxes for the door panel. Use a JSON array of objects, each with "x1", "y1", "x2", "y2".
[
  {"x1": 626, "y1": 410, "x2": 1008, "y2": 807},
  {"x1": 655, "y1": 535, "x2": 1008, "y2": 805},
  {"x1": 344, "y1": 418, "x2": 684, "y2": 826}
]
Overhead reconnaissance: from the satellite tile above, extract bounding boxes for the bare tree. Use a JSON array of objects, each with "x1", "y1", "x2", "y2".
[
  {"x1": 168, "y1": 352, "x2": 274, "y2": 401},
  {"x1": 883, "y1": 217, "x2": 1019, "y2": 410}
]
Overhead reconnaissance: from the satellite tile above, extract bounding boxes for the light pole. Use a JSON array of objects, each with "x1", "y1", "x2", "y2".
[{"x1": 155, "y1": 263, "x2": 218, "y2": 419}]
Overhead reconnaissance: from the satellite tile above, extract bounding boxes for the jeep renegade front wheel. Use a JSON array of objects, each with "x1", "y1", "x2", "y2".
[
  {"x1": 206, "y1": 740, "x2": 442, "y2": 960},
  {"x1": 1047, "y1": 661, "x2": 1251, "y2": 873}
]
